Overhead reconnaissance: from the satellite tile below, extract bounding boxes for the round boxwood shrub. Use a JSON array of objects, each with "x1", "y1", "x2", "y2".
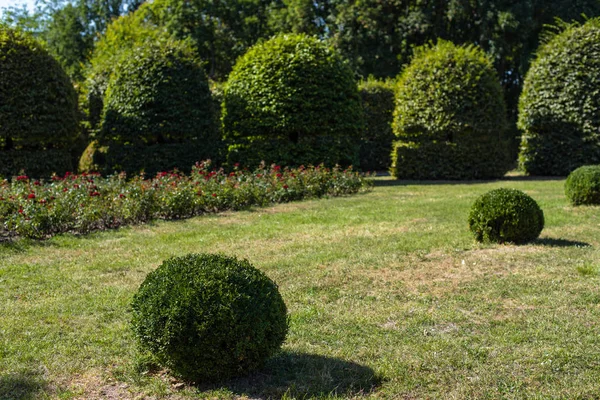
[
  {"x1": 89, "y1": 38, "x2": 221, "y2": 174},
  {"x1": 131, "y1": 253, "x2": 288, "y2": 382},
  {"x1": 0, "y1": 27, "x2": 79, "y2": 177},
  {"x1": 565, "y1": 165, "x2": 600, "y2": 205},
  {"x1": 468, "y1": 188, "x2": 544, "y2": 244},
  {"x1": 222, "y1": 33, "x2": 363, "y2": 168},
  {"x1": 392, "y1": 40, "x2": 510, "y2": 180},
  {"x1": 518, "y1": 19, "x2": 600, "y2": 176}
]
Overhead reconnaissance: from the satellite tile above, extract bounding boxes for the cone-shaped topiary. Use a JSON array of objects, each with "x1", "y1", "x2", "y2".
[
  {"x1": 391, "y1": 40, "x2": 510, "y2": 180},
  {"x1": 565, "y1": 165, "x2": 600, "y2": 205},
  {"x1": 222, "y1": 33, "x2": 363, "y2": 168},
  {"x1": 518, "y1": 18, "x2": 600, "y2": 176},
  {"x1": 131, "y1": 253, "x2": 288, "y2": 382},
  {"x1": 468, "y1": 188, "x2": 544, "y2": 244},
  {"x1": 87, "y1": 37, "x2": 221, "y2": 175},
  {"x1": 0, "y1": 27, "x2": 79, "y2": 177}
]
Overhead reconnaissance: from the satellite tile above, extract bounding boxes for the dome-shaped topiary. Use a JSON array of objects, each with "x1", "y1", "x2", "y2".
[
  {"x1": 222, "y1": 33, "x2": 363, "y2": 168},
  {"x1": 565, "y1": 165, "x2": 600, "y2": 205},
  {"x1": 468, "y1": 188, "x2": 544, "y2": 244},
  {"x1": 391, "y1": 40, "x2": 510, "y2": 180},
  {"x1": 131, "y1": 253, "x2": 288, "y2": 382},
  {"x1": 518, "y1": 19, "x2": 600, "y2": 176},
  {"x1": 0, "y1": 27, "x2": 79, "y2": 177},
  {"x1": 90, "y1": 38, "x2": 221, "y2": 174}
]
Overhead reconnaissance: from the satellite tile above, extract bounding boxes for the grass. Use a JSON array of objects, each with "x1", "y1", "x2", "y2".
[{"x1": 1, "y1": 176, "x2": 599, "y2": 399}]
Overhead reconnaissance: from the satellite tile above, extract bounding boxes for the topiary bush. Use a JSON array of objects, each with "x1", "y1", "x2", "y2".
[
  {"x1": 358, "y1": 78, "x2": 396, "y2": 172},
  {"x1": 0, "y1": 27, "x2": 79, "y2": 177},
  {"x1": 222, "y1": 33, "x2": 363, "y2": 168},
  {"x1": 87, "y1": 38, "x2": 222, "y2": 175},
  {"x1": 565, "y1": 165, "x2": 600, "y2": 206},
  {"x1": 131, "y1": 253, "x2": 288, "y2": 382},
  {"x1": 391, "y1": 40, "x2": 510, "y2": 180},
  {"x1": 518, "y1": 18, "x2": 600, "y2": 176},
  {"x1": 468, "y1": 188, "x2": 544, "y2": 244}
]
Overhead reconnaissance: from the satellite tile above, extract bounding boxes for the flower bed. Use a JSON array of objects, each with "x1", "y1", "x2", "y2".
[{"x1": 0, "y1": 162, "x2": 371, "y2": 239}]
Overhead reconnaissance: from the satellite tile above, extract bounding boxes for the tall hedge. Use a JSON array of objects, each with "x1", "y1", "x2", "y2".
[
  {"x1": 358, "y1": 78, "x2": 395, "y2": 172},
  {"x1": 391, "y1": 40, "x2": 510, "y2": 180},
  {"x1": 518, "y1": 19, "x2": 600, "y2": 176},
  {"x1": 222, "y1": 34, "x2": 363, "y2": 168},
  {"x1": 82, "y1": 38, "x2": 221, "y2": 175},
  {"x1": 0, "y1": 27, "x2": 79, "y2": 178}
]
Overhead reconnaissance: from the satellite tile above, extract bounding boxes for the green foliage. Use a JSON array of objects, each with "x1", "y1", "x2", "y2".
[
  {"x1": 468, "y1": 188, "x2": 544, "y2": 244},
  {"x1": 0, "y1": 27, "x2": 79, "y2": 178},
  {"x1": 518, "y1": 18, "x2": 600, "y2": 176},
  {"x1": 93, "y1": 38, "x2": 221, "y2": 174},
  {"x1": 0, "y1": 149, "x2": 73, "y2": 179},
  {"x1": 131, "y1": 253, "x2": 288, "y2": 381},
  {"x1": 223, "y1": 33, "x2": 363, "y2": 168},
  {"x1": 391, "y1": 40, "x2": 510, "y2": 180},
  {"x1": 565, "y1": 165, "x2": 600, "y2": 206},
  {"x1": 358, "y1": 78, "x2": 395, "y2": 171}
]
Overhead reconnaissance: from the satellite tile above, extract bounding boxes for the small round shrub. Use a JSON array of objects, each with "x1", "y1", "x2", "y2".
[
  {"x1": 131, "y1": 253, "x2": 288, "y2": 382},
  {"x1": 392, "y1": 40, "x2": 510, "y2": 180},
  {"x1": 468, "y1": 188, "x2": 544, "y2": 244},
  {"x1": 565, "y1": 165, "x2": 600, "y2": 205},
  {"x1": 222, "y1": 33, "x2": 363, "y2": 168},
  {"x1": 0, "y1": 27, "x2": 79, "y2": 177},
  {"x1": 518, "y1": 18, "x2": 600, "y2": 176}
]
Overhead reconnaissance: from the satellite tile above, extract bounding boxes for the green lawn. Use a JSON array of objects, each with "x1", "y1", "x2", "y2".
[{"x1": 1, "y1": 177, "x2": 599, "y2": 399}]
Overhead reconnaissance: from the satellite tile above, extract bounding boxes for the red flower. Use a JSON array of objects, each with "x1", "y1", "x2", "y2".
[
  {"x1": 18, "y1": 208, "x2": 23, "y2": 214},
  {"x1": 229, "y1": 172, "x2": 236, "y2": 177},
  {"x1": 16, "y1": 175, "x2": 28, "y2": 182},
  {"x1": 33, "y1": 181, "x2": 41, "y2": 186},
  {"x1": 234, "y1": 163, "x2": 240, "y2": 168},
  {"x1": 212, "y1": 193, "x2": 217, "y2": 197},
  {"x1": 62, "y1": 188, "x2": 68, "y2": 192},
  {"x1": 276, "y1": 173, "x2": 283, "y2": 178},
  {"x1": 283, "y1": 185, "x2": 289, "y2": 189},
  {"x1": 273, "y1": 165, "x2": 281, "y2": 172},
  {"x1": 90, "y1": 191, "x2": 100, "y2": 197},
  {"x1": 27, "y1": 193, "x2": 36, "y2": 199},
  {"x1": 119, "y1": 194, "x2": 126, "y2": 199},
  {"x1": 73, "y1": 184, "x2": 80, "y2": 189},
  {"x1": 39, "y1": 199, "x2": 47, "y2": 204}
]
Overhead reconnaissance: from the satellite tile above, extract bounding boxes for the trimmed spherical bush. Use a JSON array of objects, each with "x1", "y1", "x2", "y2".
[
  {"x1": 392, "y1": 40, "x2": 510, "y2": 180},
  {"x1": 0, "y1": 27, "x2": 79, "y2": 177},
  {"x1": 222, "y1": 33, "x2": 363, "y2": 168},
  {"x1": 468, "y1": 188, "x2": 544, "y2": 244},
  {"x1": 565, "y1": 165, "x2": 600, "y2": 206},
  {"x1": 518, "y1": 19, "x2": 600, "y2": 176},
  {"x1": 131, "y1": 253, "x2": 288, "y2": 382}
]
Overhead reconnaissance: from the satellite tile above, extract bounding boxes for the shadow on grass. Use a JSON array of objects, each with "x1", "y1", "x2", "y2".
[
  {"x1": 374, "y1": 175, "x2": 565, "y2": 187},
  {"x1": 0, "y1": 372, "x2": 47, "y2": 400},
  {"x1": 534, "y1": 238, "x2": 592, "y2": 248},
  {"x1": 201, "y1": 352, "x2": 381, "y2": 399}
]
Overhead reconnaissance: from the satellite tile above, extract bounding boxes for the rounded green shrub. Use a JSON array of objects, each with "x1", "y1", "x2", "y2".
[
  {"x1": 0, "y1": 27, "x2": 79, "y2": 177},
  {"x1": 90, "y1": 38, "x2": 221, "y2": 174},
  {"x1": 392, "y1": 40, "x2": 510, "y2": 180},
  {"x1": 565, "y1": 165, "x2": 600, "y2": 205},
  {"x1": 468, "y1": 188, "x2": 544, "y2": 244},
  {"x1": 518, "y1": 19, "x2": 600, "y2": 176},
  {"x1": 358, "y1": 78, "x2": 395, "y2": 171},
  {"x1": 131, "y1": 253, "x2": 288, "y2": 382},
  {"x1": 222, "y1": 33, "x2": 363, "y2": 168}
]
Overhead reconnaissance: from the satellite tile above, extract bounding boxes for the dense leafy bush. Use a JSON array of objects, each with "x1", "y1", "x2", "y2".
[
  {"x1": 358, "y1": 78, "x2": 395, "y2": 171},
  {"x1": 468, "y1": 188, "x2": 544, "y2": 244},
  {"x1": 222, "y1": 33, "x2": 363, "y2": 168},
  {"x1": 0, "y1": 27, "x2": 79, "y2": 177},
  {"x1": 518, "y1": 19, "x2": 600, "y2": 176},
  {"x1": 89, "y1": 38, "x2": 221, "y2": 174},
  {"x1": 391, "y1": 40, "x2": 510, "y2": 180},
  {"x1": 131, "y1": 253, "x2": 288, "y2": 381},
  {"x1": 0, "y1": 163, "x2": 371, "y2": 239},
  {"x1": 565, "y1": 165, "x2": 600, "y2": 206}
]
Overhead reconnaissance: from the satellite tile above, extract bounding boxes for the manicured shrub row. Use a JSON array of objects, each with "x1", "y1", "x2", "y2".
[
  {"x1": 0, "y1": 162, "x2": 371, "y2": 239},
  {"x1": 565, "y1": 165, "x2": 600, "y2": 206},
  {"x1": 518, "y1": 18, "x2": 600, "y2": 176},
  {"x1": 132, "y1": 253, "x2": 288, "y2": 382}
]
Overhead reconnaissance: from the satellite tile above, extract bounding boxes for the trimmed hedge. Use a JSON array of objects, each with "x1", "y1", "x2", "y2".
[
  {"x1": 565, "y1": 165, "x2": 600, "y2": 206},
  {"x1": 222, "y1": 34, "x2": 363, "y2": 168},
  {"x1": 468, "y1": 188, "x2": 544, "y2": 244},
  {"x1": 0, "y1": 27, "x2": 79, "y2": 177},
  {"x1": 518, "y1": 19, "x2": 600, "y2": 176},
  {"x1": 391, "y1": 40, "x2": 510, "y2": 180},
  {"x1": 358, "y1": 78, "x2": 395, "y2": 171},
  {"x1": 131, "y1": 253, "x2": 288, "y2": 381},
  {"x1": 87, "y1": 38, "x2": 221, "y2": 174}
]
